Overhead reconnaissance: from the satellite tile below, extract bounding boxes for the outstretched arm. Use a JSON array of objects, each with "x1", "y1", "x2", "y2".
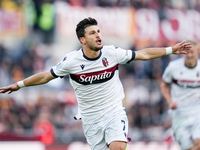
[
  {"x1": 160, "y1": 80, "x2": 177, "y2": 110},
  {"x1": 134, "y1": 41, "x2": 191, "y2": 61},
  {"x1": 0, "y1": 71, "x2": 55, "y2": 94}
]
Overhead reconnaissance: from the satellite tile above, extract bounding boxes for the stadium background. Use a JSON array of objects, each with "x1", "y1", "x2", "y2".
[{"x1": 0, "y1": 0, "x2": 200, "y2": 149}]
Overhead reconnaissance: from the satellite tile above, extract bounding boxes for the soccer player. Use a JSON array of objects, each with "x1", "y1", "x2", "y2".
[
  {"x1": 0, "y1": 17, "x2": 191, "y2": 150},
  {"x1": 160, "y1": 41, "x2": 200, "y2": 150}
]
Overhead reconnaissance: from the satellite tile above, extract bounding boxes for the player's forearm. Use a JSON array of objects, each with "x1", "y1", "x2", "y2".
[
  {"x1": 160, "y1": 81, "x2": 173, "y2": 106},
  {"x1": 22, "y1": 71, "x2": 54, "y2": 87},
  {"x1": 135, "y1": 48, "x2": 167, "y2": 61},
  {"x1": 162, "y1": 91, "x2": 173, "y2": 106},
  {"x1": 0, "y1": 71, "x2": 55, "y2": 94}
]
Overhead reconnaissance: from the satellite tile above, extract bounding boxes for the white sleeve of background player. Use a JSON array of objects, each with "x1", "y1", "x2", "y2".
[
  {"x1": 114, "y1": 46, "x2": 135, "y2": 64},
  {"x1": 162, "y1": 63, "x2": 173, "y2": 84},
  {"x1": 50, "y1": 56, "x2": 70, "y2": 78}
]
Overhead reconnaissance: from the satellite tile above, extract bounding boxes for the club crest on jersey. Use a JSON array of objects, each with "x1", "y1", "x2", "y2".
[{"x1": 102, "y1": 57, "x2": 109, "y2": 67}]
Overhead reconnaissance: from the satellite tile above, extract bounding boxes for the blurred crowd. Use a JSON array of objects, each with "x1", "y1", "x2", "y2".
[
  {"x1": 0, "y1": 0, "x2": 198, "y2": 146},
  {"x1": 63, "y1": 0, "x2": 200, "y2": 10},
  {"x1": 1, "y1": 0, "x2": 200, "y2": 10},
  {"x1": 34, "y1": 0, "x2": 200, "y2": 9}
]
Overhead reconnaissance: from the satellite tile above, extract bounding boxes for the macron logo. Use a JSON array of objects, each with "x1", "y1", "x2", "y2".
[{"x1": 80, "y1": 64, "x2": 85, "y2": 70}]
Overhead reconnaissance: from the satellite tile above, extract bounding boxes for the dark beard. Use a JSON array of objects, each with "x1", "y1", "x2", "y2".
[{"x1": 88, "y1": 45, "x2": 103, "y2": 51}]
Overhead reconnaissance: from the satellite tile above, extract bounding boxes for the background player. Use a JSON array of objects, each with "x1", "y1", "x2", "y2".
[
  {"x1": 0, "y1": 17, "x2": 191, "y2": 150},
  {"x1": 160, "y1": 41, "x2": 200, "y2": 150}
]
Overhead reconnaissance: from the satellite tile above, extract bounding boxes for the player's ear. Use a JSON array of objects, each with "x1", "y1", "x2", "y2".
[{"x1": 80, "y1": 37, "x2": 86, "y2": 45}]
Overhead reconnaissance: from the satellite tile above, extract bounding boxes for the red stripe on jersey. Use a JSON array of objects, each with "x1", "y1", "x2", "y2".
[
  {"x1": 70, "y1": 64, "x2": 119, "y2": 85},
  {"x1": 173, "y1": 79, "x2": 200, "y2": 88}
]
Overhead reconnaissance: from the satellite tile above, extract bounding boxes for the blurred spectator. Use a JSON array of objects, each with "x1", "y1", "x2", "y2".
[
  {"x1": 67, "y1": 0, "x2": 85, "y2": 6},
  {"x1": 34, "y1": 105, "x2": 55, "y2": 145},
  {"x1": 32, "y1": 0, "x2": 55, "y2": 44}
]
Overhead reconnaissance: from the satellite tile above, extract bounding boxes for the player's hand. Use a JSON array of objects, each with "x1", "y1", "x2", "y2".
[
  {"x1": 172, "y1": 41, "x2": 192, "y2": 54},
  {"x1": 169, "y1": 102, "x2": 177, "y2": 110},
  {"x1": 0, "y1": 83, "x2": 20, "y2": 94}
]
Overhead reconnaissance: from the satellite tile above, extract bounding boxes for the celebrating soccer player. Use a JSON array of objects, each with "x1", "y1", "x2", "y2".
[{"x1": 0, "y1": 17, "x2": 191, "y2": 150}]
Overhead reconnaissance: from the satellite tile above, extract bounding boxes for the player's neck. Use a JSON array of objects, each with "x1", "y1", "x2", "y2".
[
  {"x1": 82, "y1": 47, "x2": 101, "y2": 59},
  {"x1": 185, "y1": 60, "x2": 197, "y2": 68}
]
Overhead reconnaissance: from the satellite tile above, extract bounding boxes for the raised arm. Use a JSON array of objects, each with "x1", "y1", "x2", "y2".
[
  {"x1": 0, "y1": 71, "x2": 55, "y2": 94},
  {"x1": 134, "y1": 41, "x2": 191, "y2": 61},
  {"x1": 160, "y1": 80, "x2": 177, "y2": 110}
]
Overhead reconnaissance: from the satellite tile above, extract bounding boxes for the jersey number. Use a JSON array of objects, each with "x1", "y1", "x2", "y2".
[{"x1": 121, "y1": 120, "x2": 126, "y2": 137}]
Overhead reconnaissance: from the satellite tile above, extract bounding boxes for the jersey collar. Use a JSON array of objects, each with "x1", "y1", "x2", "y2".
[{"x1": 81, "y1": 48, "x2": 102, "y2": 61}]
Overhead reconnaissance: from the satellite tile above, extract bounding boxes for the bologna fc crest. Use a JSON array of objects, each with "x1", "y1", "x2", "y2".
[{"x1": 102, "y1": 57, "x2": 109, "y2": 67}]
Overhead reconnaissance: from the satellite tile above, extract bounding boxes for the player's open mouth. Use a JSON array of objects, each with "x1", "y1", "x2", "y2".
[{"x1": 96, "y1": 39, "x2": 102, "y2": 45}]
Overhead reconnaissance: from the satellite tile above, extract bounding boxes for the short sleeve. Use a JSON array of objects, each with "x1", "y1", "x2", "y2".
[
  {"x1": 50, "y1": 56, "x2": 70, "y2": 78},
  {"x1": 114, "y1": 47, "x2": 135, "y2": 64},
  {"x1": 162, "y1": 63, "x2": 173, "y2": 84}
]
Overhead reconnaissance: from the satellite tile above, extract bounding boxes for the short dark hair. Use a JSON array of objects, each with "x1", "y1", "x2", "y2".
[{"x1": 76, "y1": 17, "x2": 98, "y2": 41}]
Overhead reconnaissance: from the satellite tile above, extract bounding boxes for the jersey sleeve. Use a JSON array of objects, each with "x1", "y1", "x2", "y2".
[
  {"x1": 114, "y1": 46, "x2": 135, "y2": 64},
  {"x1": 50, "y1": 56, "x2": 70, "y2": 78},
  {"x1": 162, "y1": 62, "x2": 173, "y2": 84}
]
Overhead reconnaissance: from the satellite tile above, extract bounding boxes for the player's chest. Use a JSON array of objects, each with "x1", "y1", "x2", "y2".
[
  {"x1": 70, "y1": 56, "x2": 117, "y2": 74},
  {"x1": 173, "y1": 67, "x2": 200, "y2": 80}
]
